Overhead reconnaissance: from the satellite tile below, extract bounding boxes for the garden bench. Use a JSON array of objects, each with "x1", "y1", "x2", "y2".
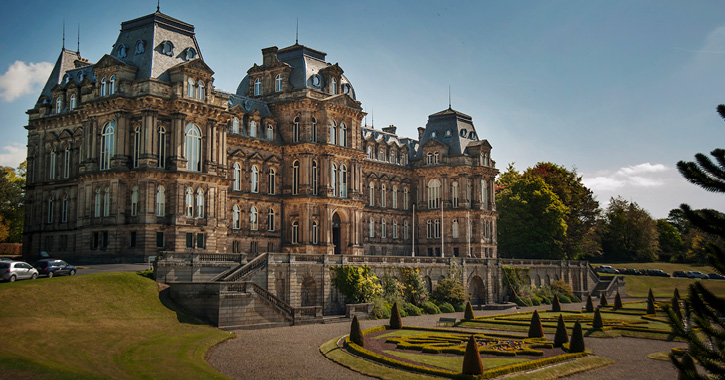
[{"x1": 436, "y1": 317, "x2": 457, "y2": 326}]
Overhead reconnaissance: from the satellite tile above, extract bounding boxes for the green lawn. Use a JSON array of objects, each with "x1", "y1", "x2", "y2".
[
  {"x1": 0, "y1": 272, "x2": 233, "y2": 380},
  {"x1": 384, "y1": 350, "x2": 526, "y2": 372},
  {"x1": 600, "y1": 262, "x2": 715, "y2": 274},
  {"x1": 598, "y1": 262, "x2": 725, "y2": 298}
]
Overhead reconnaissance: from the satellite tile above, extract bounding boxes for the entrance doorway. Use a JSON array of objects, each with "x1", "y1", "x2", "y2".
[{"x1": 332, "y1": 213, "x2": 341, "y2": 255}]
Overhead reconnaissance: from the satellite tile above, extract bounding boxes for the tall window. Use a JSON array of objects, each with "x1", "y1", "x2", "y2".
[
  {"x1": 101, "y1": 78, "x2": 107, "y2": 96},
  {"x1": 131, "y1": 186, "x2": 139, "y2": 216},
  {"x1": 94, "y1": 188, "x2": 101, "y2": 217},
  {"x1": 369, "y1": 217, "x2": 375, "y2": 238},
  {"x1": 340, "y1": 165, "x2": 347, "y2": 198},
  {"x1": 233, "y1": 163, "x2": 241, "y2": 191},
  {"x1": 187, "y1": 78, "x2": 195, "y2": 98},
  {"x1": 311, "y1": 161, "x2": 318, "y2": 195},
  {"x1": 196, "y1": 189, "x2": 204, "y2": 218},
  {"x1": 381, "y1": 184, "x2": 387, "y2": 208},
  {"x1": 434, "y1": 220, "x2": 441, "y2": 238},
  {"x1": 251, "y1": 165, "x2": 259, "y2": 193},
  {"x1": 103, "y1": 187, "x2": 111, "y2": 217},
  {"x1": 393, "y1": 220, "x2": 398, "y2": 239},
  {"x1": 339, "y1": 123, "x2": 346, "y2": 147},
  {"x1": 70, "y1": 94, "x2": 76, "y2": 111},
  {"x1": 426, "y1": 153, "x2": 432, "y2": 164},
  {"x1": 55, "y1": 97, "x2": 62, "y2": 113},
  {"x1": 47, "y1": 197, "x2": 54, "y2": 224},
  {"x1": 466, "y1": 182, "x2": 472, "y2": 203},
  {"x1": 369, "y1": 182, "x2": 375, "y2": 206},
  {"x1": 367, "y1": 146, "x2": 372, "y2": 159},
  {"x1": 61, "y1": 195, "x2": 68, "y2": 223},
  {"x1": 268, "y1": 168, "x2": 276, "y2": 195},
  {"x1": 267, "y1": 208, "x2": 275, "y2": 231},
  {"x1": 427, "y1": 179, "x2": 441, "y2": 209},
  {"x1": 275, "y1": 74, "x2": 283, "y2": 92},
  {"x1": 390, "y1": 151, "x2": 396, "y2": 164},
  {"x1": 254, "y1": 78, "x2": 261, "y2": 96},
  {"x1": 197, "y1": 81, "x2": 205, "y2": 100},
  {"x1": 404, "y1": 188, "x2": 409, "y2": 210},
  {"x1": 158, "y1": 127, "x2": 166, "y2": 168},
  {"x1": 291, "y1": 221, "x2": 299, "y2": 244},
  {"x1": 133, "y1": 126, "x2": 141, "y2": 168},
  {"x1": 250, "y1": 206, "x2": 258, "y2": 231},
  {"x1": 311, "y1": 118, "x2": 317, "y2": 142},
  {"x1": 230, "y1": 117, "x2": 239, "y2": 134},
  {"x1": 329, "y1": 121, "x2": 337, "y2": 144},
  {"x1": 331, "y1": 163, "x2": 337, "y2": 196},
  {"x1": 232, "y1": 205, "x2": 240, "y2": 229},
  {"x1": 330, "y1": 78, "x2": 337, "y2": 94},
  {"x1": 185, "y1": 188, "x2": 194, "y2": 217},
  {"x1": 292, "y1": 161, "x2": 300, "y2": 195},
  {"x1": 434, "y1": 152, "x2": 439, "y2": 163},
  {"x1": 452, "y1": 182, "x2": 459, "y2": 208},
  {"x1": 101, "y1": 122, "x2": 115, "y2": 170},
  {"x1": 481, "y1": 179, "x2": 488, "y2": 210},
  {"x1": 312, "y1": 221, "x2": 318, "y2": 244},
  {"x1": 156, "y1": 186, "x2": 165, "y2": 216},
  {"x1": 452, "y1": 219, "x2": 459, "y2": 238},
  {"x1": 392, "y1": 186, "x2": 398, "y2": 209},
  {"x1": 185, "y1": 124, "x2": 201, "y2": 171},
  {"x1": 63, "y1": 146, "x2": 69, "y2": 178},
  {"x1": 427, "y1": 220, "x2": 432, "y2": 238},
  {"x1": 250, "y1": 121, "x2": 257, "y2": 138},
  {"x1": 404, "y1": 220, "x2": 409, "y2": 240},
  {"x1": 293, "y1": 117, "x2": 300, "y2": 142},
  {"x1": 266, "y1": 124, "x2": 274, "y2": 140},
  {"x1": 109, "y1": 76, "x2": 116, "y2": 94},
  {"x1": 49, "y1": 148, "x2": 56, "y2": 179}
]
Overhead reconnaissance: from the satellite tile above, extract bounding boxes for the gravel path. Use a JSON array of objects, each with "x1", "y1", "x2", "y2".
[{"x1": 208, "y1": 301, "x2": 684, "y2": 380}]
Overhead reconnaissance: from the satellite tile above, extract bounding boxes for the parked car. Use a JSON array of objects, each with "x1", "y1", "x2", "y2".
[
  {"x1": 686, "y1": 271, "x2": 708, "y2": 279},
  {"x1": 673, "y1": 271, "x2": 688, "y2": 278},
  {"x1": 647, "y1": 269, "x2": 670, "y2": 277},
  {"x1": 707, "y1": 273, "x2": 725, "y2": 280},
  {"x1": 1, "y1": 261, "x2": 39, "y2": 282},
  {"x1": 596, "y1": 265, "x2": 619, "y2": 274},
  {"x1": 0, "y1": 257, "x2": 14, "y2": 263},
  {"x1": 621, "y1": 268, "x2": 642, "y2": 276},
  {"x1": 34, "y1": 259, "x2": 76, "y2": 278}
]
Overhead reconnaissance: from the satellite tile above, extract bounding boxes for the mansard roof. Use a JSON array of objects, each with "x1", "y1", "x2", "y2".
[
  {"x1": 39, "y1": 49, "x2": 84, "y2": 102},
  {"x1": 417, "y1": 107, "x2": 480, "y2": 157}
]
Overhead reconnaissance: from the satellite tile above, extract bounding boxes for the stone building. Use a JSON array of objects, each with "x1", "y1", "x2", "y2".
[{"x1": 23, "y1": 10, "x2": 498, "y2": 262}]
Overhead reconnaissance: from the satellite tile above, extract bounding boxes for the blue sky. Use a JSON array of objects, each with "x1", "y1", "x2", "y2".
[{"x1": 0, "y1": 0, "x2": 724, "y2": 218}]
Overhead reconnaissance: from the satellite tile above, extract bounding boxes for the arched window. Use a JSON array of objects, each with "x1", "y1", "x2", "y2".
[
  {"x1": 329, "y1": 121, "x2": 337, "y2": 145},
  {"x1": 267, "y1": 208, "x2": 275, "y2": 231},
  {"x1": 403, "y1": 188, "x2": 409, "y2": 210},
  {"x1": 185, "y1": 188, "x2": 194, "y2": 217},
  {"x1": 197, "y1": 81, "x2": 205, "y2": 100},
  {"x1": 369, "y1": 217, "x2": 375, "y2": 238},
  {"x1": 232, "y1": 205, "x2": 240, "y2": 229},
  {"x1": 47, "y1": 197, "x2": 54, "y2": 224},
  {"x1": 311, "y1": 117, "x2": 317, "y2": 142},
  {"x1": 70, "y1": 94, "x2": 76, "y2": 111},
  {"x1": 393, "y1": 220, "x2": 398, "y2": 239},
  {"x1": 291, "y1": 221, "x2": 299, "y2": 244},
  {"x1": 250, "y1": 206, "x2": 258, "y2": 231},
  {"x1": 312, "y1": 221, "x2": 318, "y2": 244},
  {"x1": 233, "y1": 163, "x2": 241, "y2": 191},
  {"x1": 187, "y1": 78, "x2": 195, "y2": 98},
  {"x1": 55, "y1": 97, "x2": 62, "y2": 113},
  {"x1": 379, "y1": 149, "x2": 384, "y2": 161},
  {"x1": 156, "y1": 186, "x2": 165, "y2": 217},
  {"x1": 49, "y1": 148, "x2": 56, "y2": 180},
  {"x1": 266, "y1": 124, "x2": 274, "y2": 140},
  {"x1": 196, "y1": 188, "x2": 204, "y2": 218},
  {"x1": 251, "y1": 165, "x2": 259, "y2": 193},
  {"x1": 103, "y1": 187, "x2": 111, "y2": 217},
  {"x1": 158, "y1": 127, "x2": 166, "y2": 168},
  {"x1": 481, "y1": 180, "x2": 488, "y2": 210},
  {"x1": 331, "y1": 163, "x2": 337, "y2": 196},
  {"x1": 427, "y1": 179, "x2": 441, "y2": 209},
  {"x1": 452, "y1": 182, "x2": 459, "y2": 208},
  {"x1": 340, "y1": 165, "x2": 347, "y2": 198},
  {"x1": 466, "y1": 182, "x2": 472, "y2": 202},
  {"x1": 231, "y1": 117, "x2": 239, "y2": 134},
  {"x1": 426, "y1": 220, "x2": 432, "y2": 239},
  {"x1": 382, "y1": 219, "x2": 387, "y2": 238},
  {"x1": 254, "y1": 78, "x2": 261, "y2": 96},
  {"x1": 400, "y1": 153, "x2": 406, "y2": 165},
  {"x1": 330, "y1": 78, "x2": 337, "y2": 94},
  {"x1": 133, "y1": 126, "x2": 141, "y2": 168},
  {"x1": 367, "y1": 146, "x2": 372, "y2": 159},
  {"x1": 94, "y1": 189, "x2": 101, "y2": 217},
  {"x1": 131, "y1": 186, "x2": 139, "y2": 216},
  {"x1": 390, "y1": 151, "x2": 396, "y2": 163},
  {"x1": 275, "y1": 74, "x2": 283, "y2": 92},
  {"x1": 100, "y1": 122, "x2": 114, "y2": 170},
  {"x1": 339, "y1": 123, "x2": 346, "y2": 147},
  {"x1": 392, "y1": 186, "x2": 398, "y2": 209},
  {"x1": 268, "y1": 168, "x2": 276, "y2": 195},
  {"x1": 434, "y1": 220, "x2": 440, "y2": 238},
  {"x1": 109, "y1": 76, "x2": 116, "y2": 95},
  {"x1": 369, "y1": 182, "x2": 375, "y2": 206},
  {"x1": 250, "y1": 120, "x2": 257, "y2": 138},
  {"x1": 184, "y1": 124, "x2": 201, "y2": 171},
  {"x1": 381, "y1": 184, "x2": 387, "y2": 208},
  {"x1": 311, "y1": 161, "x2": 318, "y2": 195},
  {"x1": 101, "y1": 78, "x2": 107, "y2": 96},
  {"x1": 293, "y1": 117, "x2": 300, "y2": 142},
  {"x1": 452, "y1": 219, "x2": 459, "y2": 238},
  {"x1": 404, "y1": 220, "x2": 409, "y2": 240},
  {"x1": 61, "y1": 194, "x2": 68, "y2": 223},
  {"x1": 434, "y1": 152, "x2": 440, "y2": 164},
  {"x1": 426, "y1": 153, "x2": 432, "y2": 165},
  {"x1": 292, "y1": 161, "x2": 300, "y2": 195}
]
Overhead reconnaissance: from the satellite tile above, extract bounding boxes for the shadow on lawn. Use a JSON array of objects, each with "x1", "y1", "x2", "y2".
[{"x1": 136, "y1": 271, "x2": 210, "y2": 326}]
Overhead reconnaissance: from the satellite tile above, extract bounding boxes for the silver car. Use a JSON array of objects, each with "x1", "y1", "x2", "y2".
[{"x1": 1, "y1": 261, "x2": 39, "y2": 282}]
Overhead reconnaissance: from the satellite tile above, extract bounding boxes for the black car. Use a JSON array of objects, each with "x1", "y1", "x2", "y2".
[
  {"x1": 673, "y1": 271, "x2": 688, "y2": 278},
  {"x1": 34, "y1": 259, "x2": 76, "y2": 278},
  {"x1": 646, "y1": 269, "x2": 670, "y2": 277},
  {"x1": 707, "y1": 273, "x2": 725, "y2": 280}
]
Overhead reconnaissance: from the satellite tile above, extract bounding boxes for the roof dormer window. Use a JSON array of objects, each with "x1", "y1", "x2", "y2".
[
  {"x1": 185, "y1": 47, "x2": 197, "y2": 61},
  {"x1": 469, "y1": 131, "x2": 476, "y2": 139},
  {"x1": 330, "y1": 78, "x2": 337, "y2": 94},
  {"x1": 109, "y1": 76, "x2": 116, "y2": 95},
  {"x1": 69, "y1": 95, "x2": 76, "y2": 111},
  {"x1": 101, "y1": 78, "x2": 107, "y2": 96},
  {"x1": 162, "y1": 41, "x2": 174, "y2": 56},
  {"x1": 445, "y1": 129, "x2": 452, "y2": 137},
  {"x1": 254, "y1": 78, "x2": 261, "y2": 96},
  {"x1": 431, "y1": 131, "x2": 437, "y2": 138},
  {"x1": 197, "y1": 81, "x2": 205, "y2": 100},
  {"x1": 275, "y1": 74, "x2": 283, "y2": 92},
  {"x1": 55, "y1": 97, "x2": 62, "y2": 113},
  {"x1": 135, "y1": 40, "x2": 145, "y2": 55},
  {"x1": 187, "y1": 78, "x2": 195, "y2": 98},
  {"x1": 117, "y1": 44, "x2": 127, "y2": 59},
  {"x1": 460, "y1": 129, "x2": 467, "y2": 137},
  {"x1": 342, "y1": 83, "x2": 351, "y2": 94}
]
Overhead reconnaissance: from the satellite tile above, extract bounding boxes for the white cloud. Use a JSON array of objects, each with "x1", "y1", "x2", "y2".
[
  {"x1": 0, "y1": 143, "x2": 27, "y2": 168},
  {"x1": 582, "y1": 162, "x2": 672, "y2": 193},
  {"x1": 0, "y1": 61, "x2": 53, "y2": 102},
  {"x1": 617, "y1": 163, "x2": 668, "y2": 176}
]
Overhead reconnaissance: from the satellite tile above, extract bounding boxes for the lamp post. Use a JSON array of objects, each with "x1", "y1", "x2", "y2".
[{"x1": 411, "y1": 203, "x2": 415, "y2": 257}]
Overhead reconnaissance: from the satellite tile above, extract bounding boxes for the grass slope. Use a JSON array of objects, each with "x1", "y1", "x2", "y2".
[
  {"x1": 599, "y1": 262, "x2": 725, "y2": 297},
  {"x1": 0, "y1": 272, "x2": 233, "y2": 380}
]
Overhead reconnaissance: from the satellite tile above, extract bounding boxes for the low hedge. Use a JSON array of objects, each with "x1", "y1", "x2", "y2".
[
  {"x1": 420, "y1": 301, "x2": 441, "y2": 314},
  {"x1": 438, "y1": 302, "x2": 455, "y2": 313},
  {"x1": 402, "y1": 303, "x2": 422, "y2": 316}
]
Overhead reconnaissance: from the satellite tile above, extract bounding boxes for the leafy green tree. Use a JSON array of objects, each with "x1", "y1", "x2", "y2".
[
  {"x1": 330, "y1": 265, "x2": 382, "y2": 304},
  {"x1": 497, "y1": 177, "x2": 568, "y2": 259},
  {"x1": 600, "y1": 196, "x2": 659, "y2": 262},
  {"x1": 431, "y1": 262, "x2": 466, "y2": 305},
  {"x1": 496, "y1": 162, "x2": 521, "y2": 190},
  {"x1": 398, "y1": 268, "x2": 428, "y2": 305},
  {"x1": 656, "y1": 219, "x2": 684, "y2": 262},
  {"x1": 0, "y1": 162, "x2": 25, "y2": 243},
  {"x1": 667, "y1": 104, "x2": 725, "y2": 379}
]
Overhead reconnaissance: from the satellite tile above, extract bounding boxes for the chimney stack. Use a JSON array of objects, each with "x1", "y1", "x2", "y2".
[
  {"x1": 417, "y1": 127, "x2": 425, "y2": 140},
  {"x1": 382, "y1": 124, "x2": 397, "y2": 134},
  {"x1": 262, "y1": 47, "x2": 279, "y2": 67}
]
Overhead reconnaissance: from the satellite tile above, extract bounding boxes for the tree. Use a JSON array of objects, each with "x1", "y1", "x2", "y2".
[
  {"x1": 667, "y1": 104, "x2": 725, "y2": 379},
  {"x1": 462, "y1": 335, "x2": 484, "y2": 375},
  {"x1": 464, "y1": 301, "x2": 475, "y2": 320},
  {"x1": 496, "y1": 162, "x2": 521, "y2": 190},
  {"x1": 528, "y1": 310, "x2": 544, "y2": 338},
  {"x1": 497, "y1": 176, "x2": 568, "y2": 259},
  {"x1": 0, "y1": 162, "x2": 25, "y2": 243},
  {"x1": 431, "y1": 263, "x2": 466, "y2": 305},
  {"x1": 554, "y1": 314, "x2": 569, "y2": 348},
  {"x1": 399, "y1": 268, "x2": 428, "y2": 305},
  {"x1": 656, "y1": 219, "x2": 684, "y2": 262},
  {"x1": 568, "y1": 321, "x2": 586, "y2": 353},
  {"x1": 389, "y1": 302, "x2": 403, "y2": 329},
  {"x1": 600, "y1": 196, "x2": 659, "y2": 262},
  {"x1": 349, "y1": 315, "x2": 364, "y2": 347},
  {"x1": 329, "y1": 266, "x2": 382, "y2": 304}
]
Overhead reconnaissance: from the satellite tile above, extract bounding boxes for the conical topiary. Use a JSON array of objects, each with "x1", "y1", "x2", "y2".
[
  {"x1": 647, "y1": 295, "x2": 656, "y2": 315},
  {"x1": 461, "y1": 335, "x2": 484, "y2": 375},
  {"x1": 671, "y1": 297, "x2": 681, "y2": 317},
  {"x1": 528, "y1": 310, "x2": 545, "y2": 338},
  {"x1": 568, "y1": 321, "x2": 585, "y2": 353},
  {"x1": 614, "y1": 291, "x2": 623, "y2": 309},
  {"x1": 677, "y1": 352, "x2": 698, "y2": 380},
  {"x1": 585, "y1": 294, "x2": 594, "y2": 312},
  {"x1": 349, "y1": 315, "x2": 364, "y2": 347},
  {"x1": 552, "y1": 293, "x2": 562, "y2": 312},
  {"x1": 390, "y1": 302, "x2": 403, "y2": 329},
  {"x1": 553, "y1": 314, "x2": 569, "y2": 348},
  {"x1": 674, "y1": 287, "x2": 680, "y2": 300},
  {"x1": 464, "y1": 301, "x2": 475, "y2": 320},
  {"x1": 592, "y1": 308, "x2": 604, "y2": 329},
  {"x1": 599, "y1": 293, "x2": 608, "y2": 307},
  {"x1": 648, "y1": 288, "x2": 655, "y2": 302}
]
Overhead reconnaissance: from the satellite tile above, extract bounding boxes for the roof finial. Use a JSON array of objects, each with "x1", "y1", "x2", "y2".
[
  {"x1": 448, "y1": 85, "x2": 451, "y2": 109},
  {"x1": 62, "y1": 20, "x2": 65, "y2": 49},
  {"x1": 295, "y1": 17, "x2": 299, "y2": 45},
  {"x1": 157, "y1": 0, "x2": 160, "y2": 13},
  {"x1": 372, "y1": 108, "x2": 374, "y2": 128},
  {"x1": 77, "y1": 24, "x2": 80, "y2": 54}
]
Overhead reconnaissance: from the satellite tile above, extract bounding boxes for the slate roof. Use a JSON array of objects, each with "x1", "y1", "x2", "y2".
[
  {"x1": 417, "y1": 107, "x2": 480, "y2": 157},
  {"x1": 39, "y1": 49, "x2": 85, "y2": 102},
  {"x1": 223, "y1": 92, "x2": 271, "y2": 118}
]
